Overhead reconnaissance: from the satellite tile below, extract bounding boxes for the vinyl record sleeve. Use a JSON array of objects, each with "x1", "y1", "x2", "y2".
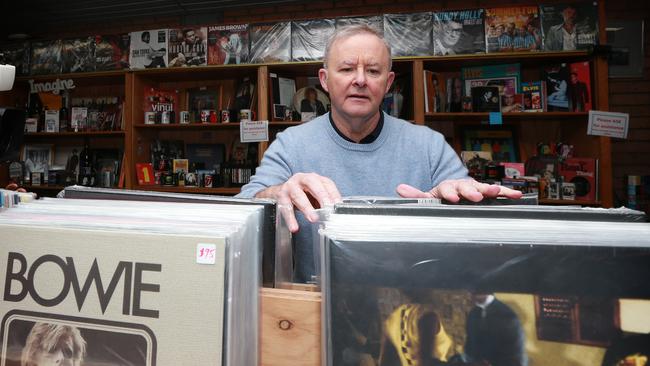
[
  {"x1": 167, "y1": 27, "x2": 208, "y2": 67},
  {"x1": 94, "y1": 34, "x2": 131, "y2": 71},
  {"x1": 335, "y1": 15, "x2": 383, "y2": 34},
  {"x1": 383, "y1": 12, "x2": 432, "y2": 57},
  {"x1": 1, "y1": 225, "x2": 226, "y2": 365},
  {"x1": 433, "y1": 9, "x2": 486, "y2": 56},
  {"x1": 207, "y1": 24, "x2": 250, "y2": 65},
  {"x1": 485, "y1": 6, "x2": 541, "y2": 53},
  {"x1": 249, "y1": 22, "x2": 291, "y2": 63},
  {"x1": 540, "y1": 2, "x2": 599, "y2": 51},
  {"x1": 61, "y1": 37, "x2": 96, "y2": 73},
  {"x1": 0, "y1": 42, "x2": 31, "y2": 76},
  {"x1": 320, "y1": 213, "x2": 650, "y2": 366},
  {"x1": 291, "y1": 19, "x2": 335, "y2": 61},
  {"x1": 129, "y1": 29, "x2": 168, "y2": 69},
  {"x1": 30, "y1": 40, "x2": 62, "y2": 75}
]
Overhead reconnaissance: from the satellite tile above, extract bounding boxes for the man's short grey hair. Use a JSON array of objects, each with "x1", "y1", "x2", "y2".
[{"x1": 323, "y1": 24, "x2": 392, "y2": 70}]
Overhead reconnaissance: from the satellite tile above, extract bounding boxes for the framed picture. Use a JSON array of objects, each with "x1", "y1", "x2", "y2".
[
  {"x1": 272, "y1": 104, "x2": 288, "y2": 120},
  {"x1": 461, "y1": 126, "x2": 519, "y2": 162},
  {"x1": 21, "y1": 144, "x2": 53, "y2": 175},
  {"x1": 607, "y1": 20, "x2": 645, "y2": 78}
]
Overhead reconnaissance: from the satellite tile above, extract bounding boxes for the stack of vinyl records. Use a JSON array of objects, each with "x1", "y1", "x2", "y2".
[
  {"x1": 0, "y1": 197, "x2": 264, "y2": 366},
  {"x1": 319, "y1": 203, "x2": 650, "y2": 366}
]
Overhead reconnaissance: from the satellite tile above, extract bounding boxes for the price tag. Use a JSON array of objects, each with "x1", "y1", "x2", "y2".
[
  {"x1": 489, "y1": 112, "x2": 503, "y2": 125},
  {"x1": 587, "y1": 110, "x2": 629, "y2": 139},
  {"x1": 196, "y1": 243, "x2": 217, "y2": 265},
  {"x1": 240, "y1": 120, "x2": 269, "y2": 143}
]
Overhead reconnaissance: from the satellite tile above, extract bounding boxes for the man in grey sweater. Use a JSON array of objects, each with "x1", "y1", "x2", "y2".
[{"x1": 238, "y1": 25, "x2": 521, "y2": 282}]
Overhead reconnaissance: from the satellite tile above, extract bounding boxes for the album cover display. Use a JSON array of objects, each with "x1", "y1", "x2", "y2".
[
  {"x1": 383, "y1": 12, "x2": 432, "y2": 57},
  {"x1": 320, "y1": 211, "x2": 650, "y2": 366},
  {"x1": 61, "y1": 37, "x2": 96, "y2": 73},
  {"x1": 335, "y1": 15, "x2": 383, "y2": 34},
  {"x1": 462, "y1": 63, "x2": 521, "y2": 97},
  {"x1": 433, "y1": 9, "x2": 486, "y2": 56},
  {"x1": 30, "y1": 40, "x2": 63, "y2": 75},
  {"x1": 249, "y1": 22, "x2": 291, "y2": 63},
  {"x1": 543, "y1": 63, "x2": 571, "y2": 111},
  {"x1": 0, "y1": 198, "x2": 265, "y2": 366},
  {"x1": 168, "y1": 27, "x2": 208, "y2": 67},
  {"x1": 0, "y1": 42, "x2": 31, "y2": 76},
  {"x1": 485, "y1": 6, "x2": 542, "y2": 52},
  {"x1": 94, "y1": 34, "x2": 131, "y2": 70},
  {"x1": 207, "y1": 24, "x2": 250, "y2": 65},
  {"x1": 129, "y1": 29, "x2": 168, "y2": 69},
  {"x1": 291, "y1": 19, "x2": 335, "y2": 61},
  {"x1": 540, "y1": 2, "x2": 599, "y2": 51}
]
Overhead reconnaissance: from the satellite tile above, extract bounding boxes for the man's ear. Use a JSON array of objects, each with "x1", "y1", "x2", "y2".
[
  {"x1": 385, "y1": 71, "x2": 396, "y2": 94},
  {"x1": 318, "y1": 68, "x2": 329, "y2": 93}
]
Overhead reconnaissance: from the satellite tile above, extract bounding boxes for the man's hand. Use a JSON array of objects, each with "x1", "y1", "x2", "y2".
[
  {"x1": 4, "y1": 183, "x2": 27, "y2": 193},
  {"x1": 255, "y1": 173, "x2": 342, "y2": 233},
  {"x1": 396, "y1": 178, "x2": 523, "y2": 203}
]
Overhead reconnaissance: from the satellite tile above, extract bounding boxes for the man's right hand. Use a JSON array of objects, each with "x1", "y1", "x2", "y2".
[
  {"x1": 4, "y1": 183, "x2": 26, "y2": 193},
  {"x1": 255, "y1": 173, "x2": 342, "y2": 233}
]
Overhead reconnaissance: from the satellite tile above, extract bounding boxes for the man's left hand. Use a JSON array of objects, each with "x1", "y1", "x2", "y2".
[
  {"x1": 396, "y1": 178, "x2": 523, "y2": 203},
  {"x1": 4, "y1": 183, "x2": 27, "y2": 193}
]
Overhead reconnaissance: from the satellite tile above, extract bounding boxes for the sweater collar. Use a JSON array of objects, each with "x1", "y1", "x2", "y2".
[{"x1": 328, "y1": 111, "x2": 384, "y2": 144}]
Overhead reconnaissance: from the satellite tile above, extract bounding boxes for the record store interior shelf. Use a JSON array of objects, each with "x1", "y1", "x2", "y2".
[{"x1": 1, "y1": 38, "x2": 613, "y2": 205}]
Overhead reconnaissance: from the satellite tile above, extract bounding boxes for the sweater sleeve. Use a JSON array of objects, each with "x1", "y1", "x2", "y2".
[
  {"x1": 429, "y1": 130, "x2": 469, "y2": 187},
  {"x1": 236, "y1": 131, "x2": 295, "y2": 198}
]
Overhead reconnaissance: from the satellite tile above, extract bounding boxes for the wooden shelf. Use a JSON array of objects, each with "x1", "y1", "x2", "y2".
[
  {"x1": 425, "y1": 112, "x2": 589, "y2": 121},
  {"x1": 134, "y1": 123, "x2": 240, "y2": 130},
  {"x1": 25, "y1": 131, "x2": 125, "y2": 137},
  {"x1": 134, "y1": 185, "x2": 241, "y2": 195}
]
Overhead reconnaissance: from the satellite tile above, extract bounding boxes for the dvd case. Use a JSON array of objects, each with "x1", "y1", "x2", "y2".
[
  {"x1": 320, "y1": 208, "x2": 650, "y2": 366},
  {"x1": 129, "y1": 29, "x2": 168, "y2": 69},
  {"x1": 291, "y1": 19, "x2": 335, "y2": 62},
  {"x1": 250, "y1": 22, "x2": 291, "y2": 63},
  {"x1": 433, "y1": 9, "x2": 486, "y2": 56},
  {"x1": 383, "y1": 12, "x2": 432, "y2": 57},
  {"x1": 61, "y1": 37, "x2": 96, "y2": 73},
  {"x1": 94, "y1": 34, "x2": 131, "y2": 71},
  {"x1": 168, "y1": 27, "x2": 208, "y2": 67},
  {"x1": 1, "y1": 197, "x2": 265, "y2": 366},
  {"x1": 207, "y1": 24, "x2": 250, "y2": 65}
]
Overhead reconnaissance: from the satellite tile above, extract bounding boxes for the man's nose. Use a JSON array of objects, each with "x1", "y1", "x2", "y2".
[{"x1": 352, "y1": 67, "x2": 367, "y2": 87}]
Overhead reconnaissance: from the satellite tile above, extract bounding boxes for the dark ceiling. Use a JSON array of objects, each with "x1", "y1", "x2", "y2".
[{"x1": 2, "y1": 0, "x2": 303, "y2": 41}]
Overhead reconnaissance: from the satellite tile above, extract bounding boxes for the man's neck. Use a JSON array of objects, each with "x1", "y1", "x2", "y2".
[
  {"x1": 330, "y1": 110, "x2": 381, "y2": 143},
  {"x1": 563, "y1": 23, "x2": 575, "y2": 33}
]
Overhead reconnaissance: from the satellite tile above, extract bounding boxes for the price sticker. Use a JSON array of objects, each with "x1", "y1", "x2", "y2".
[{"x1": 196, "y1": 243, "x2": 217, "y2": 265}]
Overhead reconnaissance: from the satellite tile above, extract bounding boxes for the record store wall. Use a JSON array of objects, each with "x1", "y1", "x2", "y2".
[{"x1": 3, "y1": 0, "x2": 649, "y2": 207}]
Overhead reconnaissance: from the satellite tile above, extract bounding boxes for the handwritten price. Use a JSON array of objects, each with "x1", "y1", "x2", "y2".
[{"x1": 196, "y1": 243, "x2": 217, "y2": 264}]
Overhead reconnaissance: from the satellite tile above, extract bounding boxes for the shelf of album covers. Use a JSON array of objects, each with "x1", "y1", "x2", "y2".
[
  {"x1": 424, "y1": 112, "x2": 589, "y2": 121},
  {"x1": 411, "y1": 50, "x2": 592, "y2": 68},
  {"x1": 24, "y1": 131, "x2": 126, "y2": 137},
  {"x1": 133, "y1": 121, "x2": 303, "y2": 130},
  {"x1": 133, "y1": 185, "x2": 241, "y2": 195}
]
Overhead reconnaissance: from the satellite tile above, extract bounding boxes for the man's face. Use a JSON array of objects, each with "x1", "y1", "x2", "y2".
[
  {"x1": 185, "y1": 31, "x2": 196, "y2": 43},
  {"x1": 442, "y1": 21, "x2": 462, "y2": 46},
  {"x1": 496, "y1": 25, "x2": 504, "y2": 36},
  {"x1": 319, "y1": 33, "x2": 394, "y2": 122},
  {"x1": 563, "y1": 7, "x2": 577, "y2": 25}
]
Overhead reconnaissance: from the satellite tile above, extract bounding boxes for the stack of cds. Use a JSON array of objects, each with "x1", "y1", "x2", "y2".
[
  {"x1": 319, "y1": 203, "x2": 650, "y2": 366},
  {"x1": 0, "y1": 197, "x2": 264, "y2": 366}
]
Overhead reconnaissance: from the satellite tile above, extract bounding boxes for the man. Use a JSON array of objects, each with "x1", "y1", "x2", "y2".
[
  {"x1": 464, "y1": 293, "x2": 527, "y2": 366},
  {"x1": 544, "y1": 5, "x2": 577, "y2": 51},
  {"x1": 21, "y1": 322, "x2": 86, "y2": 366},
  {"x1": 434, "y1": 19, "x2": 463, "y2": 56},
  {"x1": 237, "y1": 25, "x2": 521, "y2": 282},
  {"x1": 300, "y1": 87, "x2": 327, "y2": 116},
  {"x1": 497, "y1": 24, "x2": 513, "y2": 51},
  {"x1": 568, "y1": 71, "x2": 589, "y2": 111}
]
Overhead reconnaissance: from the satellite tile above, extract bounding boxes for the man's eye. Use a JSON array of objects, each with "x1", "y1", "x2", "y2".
[{"x1": 367, "y1": 69, "x2": 380, "y2": 75}]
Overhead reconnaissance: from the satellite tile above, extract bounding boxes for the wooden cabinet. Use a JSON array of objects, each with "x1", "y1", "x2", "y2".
[{"x1": 1, "y1": 49, "x2": 613, "y2": 206}]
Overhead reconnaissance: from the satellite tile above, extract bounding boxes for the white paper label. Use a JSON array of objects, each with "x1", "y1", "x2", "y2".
[
  {"x1": 587, "y1": 110, "x2": 629, "y2": 139},
  {"x1": 196, "y1": 243, "x2": 217, "y2": 264},
  {"x1": 240, "y1": 120, "x2": 269, "y2": 142}
]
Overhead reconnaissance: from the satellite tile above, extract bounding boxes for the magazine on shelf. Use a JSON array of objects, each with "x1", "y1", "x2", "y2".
[
  {"x1": 207, "y1": 23, "x2": 250, "y2": 65},
  {"x1": 433, "y1": 9, "x2": 486, "y2": 56}
]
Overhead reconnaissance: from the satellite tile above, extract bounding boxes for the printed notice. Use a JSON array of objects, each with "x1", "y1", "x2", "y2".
[
  {"x1": 587, "y1": 110, "x2": 629, "y2": 139},
  {"x1": 240, "y1": 120, "x2": 269, "y2": 142}
]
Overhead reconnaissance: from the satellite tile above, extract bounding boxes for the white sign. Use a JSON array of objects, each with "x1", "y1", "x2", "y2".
[
  {"x1": 240, "y1": 120, "x2": 269, "y2": 143},
  {"x1": 587, "y1": 110, "x2": 629, "y2": 139},
  {"x1": 28, "y1": 78, "x2": 76, "y2": 95},
  {"x1": 196, "y1": 243, "x2": 217, "y2": 264}
]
